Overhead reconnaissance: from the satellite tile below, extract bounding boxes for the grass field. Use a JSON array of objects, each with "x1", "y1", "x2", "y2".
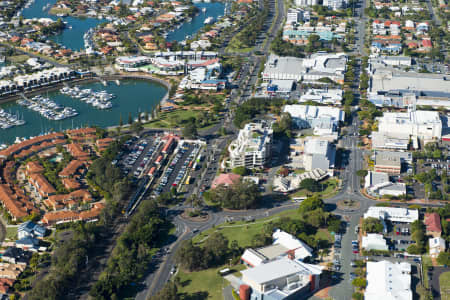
[
  {"x1": 292, "y1": 178, "x2": 340, "y2": 199},
  {"x1": 5, "y1": 227, "x2": 17, "y2": 241},
  {"x1": 193, "y1": 209, "x2": 300, "y2": 248},
  {"x1": 7, "y1": 55, "x2": 29, "y2": 64},
  {"x1": 144, "y1": 109, "x2": 217, "y2": 129},
  {"x1": 176, "y1": 264, "x2": 246, "y2": 300},
  {"x1": 440, "y1": 272, "x2": 450, "y2": 300}
]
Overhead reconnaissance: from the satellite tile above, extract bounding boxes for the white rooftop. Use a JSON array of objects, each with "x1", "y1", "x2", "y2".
[
  {"x1": 365, "y1": 260, "x2": 412, "y2": 300},
  {"x1": 241, "y1": 258, "x2": 322, "y2": 285},
  {"x1": 364, "y1": 206, "x2": 419, "y2": 223},
  {"x1": 272, "y1": 229, "x2": 313, "y2": 260}
]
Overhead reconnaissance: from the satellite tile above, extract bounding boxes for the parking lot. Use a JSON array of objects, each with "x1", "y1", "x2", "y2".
[{"x1": 154, "y1": 142, "x2": 203, "y2": 197}]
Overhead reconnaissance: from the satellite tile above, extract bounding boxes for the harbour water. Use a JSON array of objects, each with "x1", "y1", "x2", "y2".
[
  {"x1": 166, "y1": 2, "x2": 225, "y2": 42},
  {"x1": 21, "y1": 0, "x2": 104, "y2": 50},
  {"x1": 0, "y1": 80, "x2": 167, "y2": 144}
]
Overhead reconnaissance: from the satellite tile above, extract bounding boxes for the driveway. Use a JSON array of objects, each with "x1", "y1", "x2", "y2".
[{"x1": 429, "y1": 266, "x2": 450, "y2": 300}]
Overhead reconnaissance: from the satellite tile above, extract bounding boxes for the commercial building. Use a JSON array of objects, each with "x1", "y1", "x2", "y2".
[
  {"x1": 364, "y1": 206, "x2": 419, "y2": 224},
  {"x1": 367, "y1": 62, "x2": 450, "y2": 109},
  {"x1": 362, "y1": 234, "x2": 388, "y2": 251},
  {"x1": 364, "y1": 171, "x2": 406, "y2": 197},
  {"x1": 299, "y1": 88, "x2": 342, "y2": 105},
  {"x1": 375, "y1": 108, "x2": 442, "y2": 146},
  {"x1": 371, "y1": 131, "x2": 410, "y2": 150},
  {"x1": 229, "y1": 122, "x2": 273, "y2": 169},
  {"x1": 303, "y1": 138, "x2": 336, "y2": 174},
  {"x1": 241, "y1": 230, "x2": 313, "y2": 267},
  {"x1": 365, "y1": 261, "x2": 412, "y2": 300},
  {"x1": 262, "y1": 53, "x2": 347, "y2": 84},
  {"x1": 115, "y1": 56, "x2": 151, "y2": 70},
  {"x1": 282, "y1": 105, "x2": 344, "y2": 138},
  {"x1": 374, "y1": 150, "x2": 412, "y2": 174},
  {"x1": 240, "y1": 258, "x2": 323, "y2": 300},
  {"x1": 322, "y1": 0, "x2": 347, "y2": 10}
]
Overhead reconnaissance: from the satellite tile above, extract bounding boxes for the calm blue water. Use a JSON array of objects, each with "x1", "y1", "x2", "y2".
[
  {"x1": 167, "y1": 2, "x2": 225, "y2": 42},
  {"x1": 21, "y1": 0, "x2": 104, "y2": 50},
  {"x1": 0, "y1": 80, "x2": 167, "y2": 144}
]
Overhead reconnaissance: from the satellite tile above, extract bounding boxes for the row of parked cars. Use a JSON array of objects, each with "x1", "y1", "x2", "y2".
[
  {"x1": 134, "y1": 140, "x2": 162, "y2": 178},
  {"x1": 122, "y1": 139, "x2": 149, "y2": 175},
  {"x1": 154, "y1": 143, "x2": 196, "y2": 196}
]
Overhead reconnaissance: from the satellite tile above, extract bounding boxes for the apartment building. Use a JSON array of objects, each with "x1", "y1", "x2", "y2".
[{"x1": 229, "y1": 122, "x2": 273, "y2": 168}]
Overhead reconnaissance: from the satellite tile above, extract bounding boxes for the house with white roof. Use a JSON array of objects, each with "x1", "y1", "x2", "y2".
[
  {"x1": 429, "y1": 237, "x2": 446, "y2": 258},
  {"x1": 365, "y1": 260, "x2": 412, "y2": 300}
]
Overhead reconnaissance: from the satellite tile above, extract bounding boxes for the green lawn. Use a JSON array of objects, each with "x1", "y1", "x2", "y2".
[
  {"x1": 8, "y1": 55, "x2": 29, "y2": 63},
  {"x1": 292, "y1": 178, "x2": 340, "y2": 199},
  {"x1": 5, "y1": 227, "x2": 17, "y2": 241},
  {"x1": 144, "y1": 109, "x2": 217, "y2": 129},
  {"x1": 193, "y1": 209, "x2": 300, "y2": 248},
  {"x1": 176, "y1": 264, "x2": 246, "y2": 300},
  {"x1": 315, "y1": 228, "x2": 333, "y2": 243},
  {"x1": 440, "y1": 272, "x2": 450, "y2": 300},
  {"x1": 422, "y1": 255, "x2": 432, "y2": 288}
]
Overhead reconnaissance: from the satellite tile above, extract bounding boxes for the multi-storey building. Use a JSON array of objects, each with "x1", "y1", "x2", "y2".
[{"x1": 229, "y1": 122, "x2": 273, "y2": 168}]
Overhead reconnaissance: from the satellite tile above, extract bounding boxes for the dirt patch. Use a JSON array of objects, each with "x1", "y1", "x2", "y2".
[{"x1": 337, "y1": 199, "x2": 361, "y2": 211}]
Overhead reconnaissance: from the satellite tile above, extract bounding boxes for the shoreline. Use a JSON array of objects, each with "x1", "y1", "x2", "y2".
[{"x1": 0, "y1": 74, "x2": 170, "y2": 106}]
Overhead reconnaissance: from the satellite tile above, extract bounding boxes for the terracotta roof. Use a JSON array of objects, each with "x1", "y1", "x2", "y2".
[
  {"x1": 211, "y1": 173, "x2": 241, "y2": 189},
  {"x1": 424, "y1": 213, "x2": 442, "y2": 233},
  {"x1": 26, "y1": 161, "x2": 44, "y2": 174},
  {"x1": 66, "y1": 144, "x2": 90, "y2": 160},
  {"x1": 0, "y1": 133, "x2": 65, "y2": 158},
  {"x1": 0, "y1": 184, "x2": 31, "y2": 219},
  {"x1": 59, "y1": 160, "x2": 85, "y2": 178},
  {"x1": 29, "y1": 173, "x2": 56, "y2": 197},
  {"x1": 61, "y1": 178, "x2": 81, "y2": 190},
  {"x1": 66, "y1": 128, "x2": 96, "y2": 136}
]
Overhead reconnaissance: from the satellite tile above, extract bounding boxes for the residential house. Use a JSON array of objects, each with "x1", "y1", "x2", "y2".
[{"x1": 424, "y1": 212, "x2": 442, "y2": 237}]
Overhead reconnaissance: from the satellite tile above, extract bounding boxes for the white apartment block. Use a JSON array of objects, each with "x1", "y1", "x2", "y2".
[
  {"x1": 229, "y1": 122, "x2": 273, "y2": 169},
  {"x1": 295, "y1": 0, "x2": 317, "y2": 6}
]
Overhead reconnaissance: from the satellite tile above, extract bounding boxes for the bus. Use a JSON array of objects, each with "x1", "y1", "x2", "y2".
[
  {"x1": 148, "y1": 166, "x2": 156, "y2": 176},
  {"x1": 185, "y1": 176, "x2": 192, "y2": 185}
]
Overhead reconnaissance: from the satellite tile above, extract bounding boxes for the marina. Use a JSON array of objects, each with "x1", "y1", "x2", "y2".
[
  {"x1": 60, "y1": 86, "x2": 114, "y2": 110},
  {"x1": 0, "y1": 79, "x2": 167, "y2": 144},
  {"x1": 17, "y1": 95, "x2": 78, "y2": 120},
  {"x1": 0, "y1": 109, "x2": 26, "y2": 129}
]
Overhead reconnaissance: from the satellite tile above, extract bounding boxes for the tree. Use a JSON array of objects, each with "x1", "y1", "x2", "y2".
[
  {"x1": 204, "y1": 232, "x2": 229, "y2": 264},
  {"x1": 182, "y1": 122, "x2": 197, "y2": 139},
  {"x1": 232, "y1": 166, "x2": 248, "y2": 176},
  {"x1": 298, "y1": 195, "x2": 324, "y2": 214},
  {"x1": 352, "y1": 278, "x2": 367, "y2": 289},
  {"x1": 356, "y1": 170, "x2": 368, "y2": 177},
  {"x1": 208, "y1": 179, "x2": 260, "y2": 210},
  {"x1": 150, "y1": 282, "x2": 179, "y2": 300},
  {"x1": 437, "y1": 251, "x2": 450, "y2": 266},
  {"x1": 300, "y1": 178, "x2": 320, "y2": 192},
  {"x1": 362, "y1": 217, "x2": 383, "y2": 233}
]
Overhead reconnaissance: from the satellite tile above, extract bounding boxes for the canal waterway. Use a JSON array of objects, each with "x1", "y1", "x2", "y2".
[
  {"x1": 0, "y1": 80, "x2": 167, "y2": 144},
  {"x1": 167, "y1": 2, "x2": 225, "y2": 42},
  {"x1": 21, "y1": 0, "x2": 104, "y2": 50}
]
